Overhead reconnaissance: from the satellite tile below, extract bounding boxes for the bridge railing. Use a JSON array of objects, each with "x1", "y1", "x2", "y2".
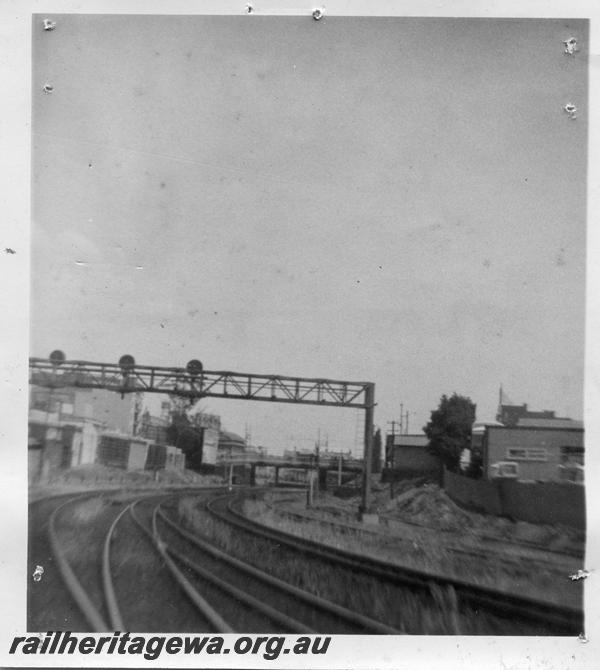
[{"x1": 216, "y1": 453, "x2": 363, "y2": 468}]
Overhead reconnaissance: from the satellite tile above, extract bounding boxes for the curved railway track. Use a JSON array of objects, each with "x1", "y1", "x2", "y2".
[
  {"x1": 257, "y1": 493, "x2": 582, "y2": 573},
  {"x1": 29, "y1": 494, "x2": 95, "y2": 632},
  {"x1": 154, "y1": 499, "x2": 399, "y2": 634},
  {"x1": 29, "y1": 487, "x2": 584, "y2": 635},
  {"x1": 30, "y1": 489, "x2": 401, "y2": 633},
  {"x1": 30, "y1": 490, "x2": 222, "y2": 632},
  {"x1": 202, "y1": 491, "x2": 583, "y2": 636}
]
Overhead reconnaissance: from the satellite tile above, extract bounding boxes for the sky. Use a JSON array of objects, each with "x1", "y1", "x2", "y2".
[{"x1": 30, "y1": 15, "x2": 588, "y2": 455}]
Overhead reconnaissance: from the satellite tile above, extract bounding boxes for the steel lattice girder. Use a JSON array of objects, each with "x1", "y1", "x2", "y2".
[{"x1": 28, "y1": 358, "x2": 374, "y2": 409}]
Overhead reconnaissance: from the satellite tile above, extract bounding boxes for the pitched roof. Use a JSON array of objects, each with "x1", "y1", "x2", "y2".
[{"x1": 219, "y1": 430, "x2": 246, "y2": 446}]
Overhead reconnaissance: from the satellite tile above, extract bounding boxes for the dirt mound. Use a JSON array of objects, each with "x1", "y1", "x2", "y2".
[
  {"x1": 380, "y1": 482, "x2": 585, "y2": 550},
  {"x1": 384, "y1": 483, "x2": 475, "y2": 531}
]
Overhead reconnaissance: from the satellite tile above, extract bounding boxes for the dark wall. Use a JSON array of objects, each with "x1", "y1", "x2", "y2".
[
  {"x1": 499, "y1": 479, "x2": 586, "y2": 528},
  {"x1": 443, "y1": 469, "x2": 503, "y2": 515},
  {"x1": 444, "y1": 469, "x2": 585, "y2": 528},
  {"x1": 393, "y1": 446, "x2": 440, "y2": 470},
  {"x1": 382, "y1": 446, "x2": 443, "y2": 483}
]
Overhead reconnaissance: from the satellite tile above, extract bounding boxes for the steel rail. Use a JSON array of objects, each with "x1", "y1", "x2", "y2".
[
  {"x1": 157, "y1": 506, "x2": 401, "y2": 634},
  {"x1": 154, "y1": 506, "x2": 314, "y2": 634},
  {"x1": 263, "y1": 500, "x2": 574, "y2": 572},
  {"x1": 47, "y1": 496, "x2": 110, "y2": 631},
  {"x1": 207, "y1": 493, "x2": 583, "y2": 635},
  {"x1": 129, "y1": 501, "x2": 234, "y2": 633},
  {"x1": 101, "y1": 505, "x2": 130, "y2": 630}
]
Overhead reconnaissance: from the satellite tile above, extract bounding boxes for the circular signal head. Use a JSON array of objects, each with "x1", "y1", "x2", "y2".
[
  {"x1": 49, "y1": 350, "x2": 66, "y2": 366},
  {"x1": 186, "y1": 359, "x2": 203, "y2": 376},
  {"x1": 118, "y1": 354, "x2": 136, "y2": 372}
]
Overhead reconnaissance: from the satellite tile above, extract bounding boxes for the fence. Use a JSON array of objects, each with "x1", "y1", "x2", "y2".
[{"x1": 444, "y1": 469, "x2": 585, "y2": 529}]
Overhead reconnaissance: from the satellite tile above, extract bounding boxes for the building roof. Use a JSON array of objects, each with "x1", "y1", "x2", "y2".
[
  {"x1": 218, "y1": 431, "x2": 246, "y2": 447},
  {"x1": 516, "y1": 418, "x2": 584, "y2": 430},
  {"x1": 392, "y1": 434, "x2": 429, "y2": 448},
  {"x1": 472, "y1": 420, "x2": 504, "y2": 433}
]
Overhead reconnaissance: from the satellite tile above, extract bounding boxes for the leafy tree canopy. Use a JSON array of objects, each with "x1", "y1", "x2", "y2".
[
  {"x1": 423, "y1": 393, "x2": 476, "y2": 472},
  {"x1": 166, "y1": 411, "x2": 204, "y2": 468}
]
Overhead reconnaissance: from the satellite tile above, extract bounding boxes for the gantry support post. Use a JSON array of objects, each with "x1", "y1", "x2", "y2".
[
  {"x1": 360, "y1": 383, "x2": 378, "y2": 523},
  {"x1": 274, "y1": 466, "x2": 279, "y2": 485}
]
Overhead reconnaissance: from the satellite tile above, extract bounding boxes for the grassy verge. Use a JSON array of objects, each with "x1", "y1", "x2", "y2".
[
  {"x1": 243, "y1": 490, "x2": 582, "y2": 610},
  {"x1": 29, "y1": 464, "x2": 222, "y2": 501},
  {"x1": 175, "y1": 496, "x2": 533, "y2": 634}
]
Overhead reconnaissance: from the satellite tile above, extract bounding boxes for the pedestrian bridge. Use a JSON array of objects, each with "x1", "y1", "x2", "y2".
[
  {"x1": 217, "y1": 452, "x2": 364, "y2": 471},
  {"x1": 216, "y1": 452, "x2": 364, "y2": 487}
]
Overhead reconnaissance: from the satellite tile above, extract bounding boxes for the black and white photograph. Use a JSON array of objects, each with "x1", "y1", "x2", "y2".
[{"x1": 1, "y1": 2, "x2": 599, "y2": 668}]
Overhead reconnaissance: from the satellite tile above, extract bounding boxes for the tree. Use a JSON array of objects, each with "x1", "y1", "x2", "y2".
[
  {"x1": 423, "y1": 393, "x2": 476, "y2": 472},
  {"x1": 166, "y1": 411, "x2": 204, "y2": 469}
]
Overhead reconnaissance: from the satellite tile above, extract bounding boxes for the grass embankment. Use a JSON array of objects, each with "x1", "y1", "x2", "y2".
[
  {"x1": 29, "y1": 464, "x2": 221, "y2": 501},
  {"x1": 243, "y1": 481, "x2": 583, "y2": 609},
  {"x1": 176, "y1": 496, "x2": 520, "y2": 634}
]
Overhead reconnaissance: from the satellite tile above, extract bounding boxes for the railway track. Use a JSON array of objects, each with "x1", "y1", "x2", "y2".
[
  {"x1": 30, "y1": 489, "x2": 222, "y2": 632},
  {"x1": 267, "y1": 484, "x2": 585, "y2": 563},
  {"x1": 29, "y1": 494, "x2": 95, "y2": 631},
  {"x1": 29, "y1": 487, "x2": 584, "y2": 635},
  {"x1": 200, "y1": 491, "x2": 583, "y2": 636},
  {"x1": 259, "y1": 494, "x2": 581, "y2": 574},
  {"x1": 30, "y1": 489, "x2": 401, "y2": 633},
  {"x1": 153, "y1": 498, "x2": 400, "y2": 634},
  {"x1": 266, "y1": 489, "x2": 584, "y2": 562}
]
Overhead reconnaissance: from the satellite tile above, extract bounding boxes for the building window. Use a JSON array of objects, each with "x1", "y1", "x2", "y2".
[
  {"x1": 506, "y1": 447, "x2": 547, "y2": 461},
  {"x1": 560, "y1": 446, "x2": 584, "y2": 465}
]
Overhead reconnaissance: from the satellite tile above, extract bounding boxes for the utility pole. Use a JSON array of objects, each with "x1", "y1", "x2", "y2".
[
  {"x1": 315, "y1": 431, "x2": 321, "y2": 495},
  {"x1": 387, "y1": 419, "x2": 397, "y2": 500},
  {"x1": 359, "y1": 383, "x2": 376, "y2": 520},
  {"x1": 388, "y1": 402, "x2": 409, "y2": 499},
  {"x1": 387, "y1": 420, "x2": 399, "y2": 467}
]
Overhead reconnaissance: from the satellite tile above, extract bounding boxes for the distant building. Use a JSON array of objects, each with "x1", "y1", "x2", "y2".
[
  {"x1": 30, "y1": 385, "x2": 136, "y2": 434},
  {"x1": 97, "y1": 433, "x2": 150, "y2": 470},
  {"x1": 190, "y1": 413, "x2": 221, "y2": 465},
  {"x1": 385, "y1": 433, "x2": 428, "y2": 465},
  {"x1": 138, "y1": 409, "x2": 170, "y2": 444},
  {"x1": 496, "y1": 402, "x2": 573, "y2": 428},
  {"x1": 28, "y1": 386, "x2": 188, "y2": 480},
  {"x1": 485, "y1": 398, "x2": 584, "y2": 482},
  {"x1": 28, "y1": 408, "x2": 103, "y2": 481},
  {"x1": 482, "y1": 423, "x2": 584, "y2": 483},
  {"x1": 383, "y1": 433, "x2": 441, "y2": 482},
  {"x1": 139, "y1": 406, "x2": 222, "y2": 467},
  {"x1": 470, "y1": 420, "x2": 504, "y2": 458},
  {"x1": 218, "y1": 430, "x2": 247, "y2": 458}
]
